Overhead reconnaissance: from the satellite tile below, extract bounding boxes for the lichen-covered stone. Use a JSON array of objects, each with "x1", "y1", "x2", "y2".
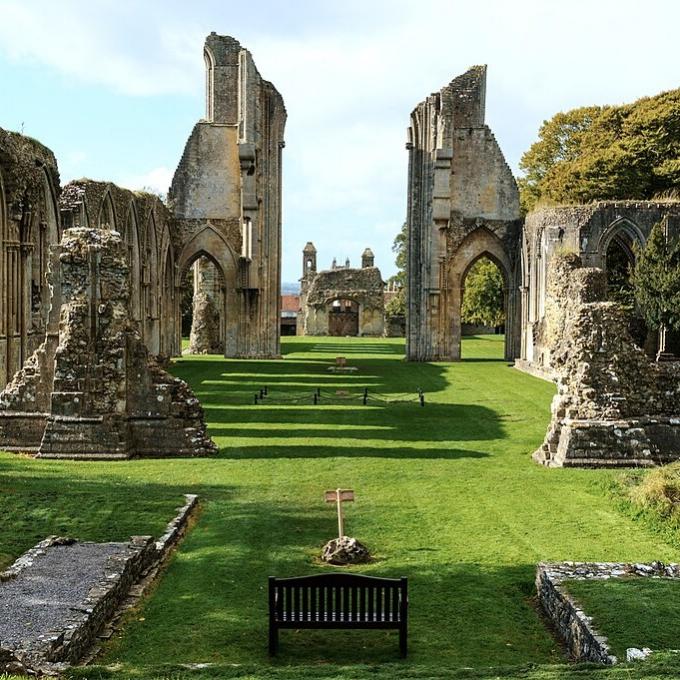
[
  {"x1": 0, "y1": 227, "x2": 216, "y2": 458},
  {"x1": 189, "y1": 291, "x2": 223, "y2": 354},
  {"x1": 321, "y1": 536, "x2": 371, "y2": 565},
  {"x1": 534, "y1": 254, "x2": 680, "y2": 467}
]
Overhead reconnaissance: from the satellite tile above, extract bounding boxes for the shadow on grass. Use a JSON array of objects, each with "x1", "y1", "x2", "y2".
[
  {"x1": 0, "y1": 455, "x2": 232, "y2": 568},
  {"x1": 97, "y1": 496, "x2": 558, "y2": 668},
  {"x1": 171, "y1": 349, "x2": 507, "y2": 460}
]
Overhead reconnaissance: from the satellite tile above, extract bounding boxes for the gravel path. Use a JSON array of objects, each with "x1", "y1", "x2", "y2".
[{"x1": 0, "y1": 542, "x2": 127, "y2": 646}]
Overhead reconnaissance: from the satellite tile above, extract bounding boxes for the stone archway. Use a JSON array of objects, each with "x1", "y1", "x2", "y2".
[
  {"x1": 446, "y1": 227, "x2": 515, "y2": 361},
  {"x1": 599, "y1": 219, "x2": 644, "y2": 305},
  {"x1": 177, "y1": 225, "x2": 239, "y2": 357}
]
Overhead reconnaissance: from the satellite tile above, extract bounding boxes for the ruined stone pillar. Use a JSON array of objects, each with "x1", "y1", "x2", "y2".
[{"x1": 0, "y1": 227, "x2": 217, "y2": 459}]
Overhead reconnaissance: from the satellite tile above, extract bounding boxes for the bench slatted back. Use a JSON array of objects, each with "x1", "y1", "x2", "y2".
[{"x1": 270, "y1": 573, "x2": 407, "y2": 624}]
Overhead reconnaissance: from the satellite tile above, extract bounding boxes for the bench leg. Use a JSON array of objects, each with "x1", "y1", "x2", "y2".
[
  {"x1": 269, "y1": 624, "x2": 278, "y2": 655},
  {"x1": 399, "y1": 624, "x2": 407, "y2": 658}
]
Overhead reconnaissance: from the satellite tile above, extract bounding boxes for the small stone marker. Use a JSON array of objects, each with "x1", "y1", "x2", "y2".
[{"x1": 336, "y1": 356, "x2": 347, "y2": 367}]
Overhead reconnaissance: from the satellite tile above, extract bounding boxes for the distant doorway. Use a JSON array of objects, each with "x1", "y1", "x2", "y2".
[{"x1": 328, "y1": 299, "x2": 359, "y2": 336}]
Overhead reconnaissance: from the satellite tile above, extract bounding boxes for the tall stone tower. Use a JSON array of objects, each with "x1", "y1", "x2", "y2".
[
  {"x1": 169, "y1": 33, "x2": 286, "y2": 358},
  {"x1": 406, "y1": 66, "x2": 521, "y2": 361}
]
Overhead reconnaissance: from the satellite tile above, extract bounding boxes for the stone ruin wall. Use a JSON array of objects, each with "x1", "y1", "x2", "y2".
[
  {"x1": 0, "y1": 227, "x2": 216, "y2": 459},
  {"x1": 169, "y1": 33, "x2": 286, "y2": 358},
  {"x1": 533, "y1": 253, "x2": 680, "y2": 467},
  {"x1": 519, "y1": 202, "x2": 680, "y2": 376},
  {"x1": 406, "y1": 65, "x2": 522, "y2": 361},
  {"x1": 0, "y1": 130, "x2": 61, "y2": 390},
  {"x1": 0, "y1": 32, "x2": 286, "y2": 399}
]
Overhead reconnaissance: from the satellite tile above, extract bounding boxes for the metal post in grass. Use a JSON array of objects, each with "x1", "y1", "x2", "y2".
[
  {"x1": 419, "y1": 389, "x2": 425, "y2": 407},
  {"x1": 313, "y1": 392, "x2": 318, "y2": 405},
  {"x1": 254, "y1": 393, "x2": 259, "y2": 405},
  {"x1": 363, "y1": 388, "x2": 368, "y2": 405}
]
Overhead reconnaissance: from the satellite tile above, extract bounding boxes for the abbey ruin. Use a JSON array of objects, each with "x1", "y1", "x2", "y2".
[
  {"x1": 406, "y1": 66, "x2": 522, "y2": 362},
  {"x1": 0, "y1": 34, "x2": 677, "y2": 466},
  {"x1": 0, "y1": 33, "x2": 284, "y2": 457}
]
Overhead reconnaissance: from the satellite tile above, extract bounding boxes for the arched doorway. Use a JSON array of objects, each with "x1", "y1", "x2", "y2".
[
  {"x1": 176, "y1": 225, "x2": 239, "y2": 356},
  {"x1": 446, "y1": 227, "x2": 515, "y2": 361},
  {"x1": 328, "y1": 298, "x2": 359, "y2": 336},
  {"x1": 605, "y1": 230, "x2": 636, "y2": 306},
  {"x1": 181, "y1": 253, "x2": 226, "y2": 354},
  {"x1": 600, "y1": 219, "x2": 648, "y2": 349},
  {"x1": 461, "y1": 256, "x2": 506, "y2": 354}
]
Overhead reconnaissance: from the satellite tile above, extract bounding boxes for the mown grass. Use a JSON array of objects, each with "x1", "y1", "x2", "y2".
[
  {"x1": 1, "y1": 336, "x2": 678, "y2": 679},
  {"x1": 564, "y1": 578, "x2": 680, "y2": 660}
]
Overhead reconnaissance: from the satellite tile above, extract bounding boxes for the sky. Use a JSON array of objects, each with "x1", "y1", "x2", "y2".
[{"x1": 0, "y1": 0, "x2": 678, "y2": 285}]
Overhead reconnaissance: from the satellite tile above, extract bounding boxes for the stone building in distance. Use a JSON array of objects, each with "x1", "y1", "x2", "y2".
[
  {"x1": 406, "y1": 65, "x2": 522, "y2": 361},
  {"x1": 298, "y1": 243, "x2": 385, "y2": 337}
]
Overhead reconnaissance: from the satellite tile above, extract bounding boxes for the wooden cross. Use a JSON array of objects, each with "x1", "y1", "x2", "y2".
[{"x1": 324, "y1": 488, "x2": 355, "y2": 538}]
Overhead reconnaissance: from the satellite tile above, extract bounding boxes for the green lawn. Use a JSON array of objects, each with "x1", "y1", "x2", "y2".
[
  {"x1": 0, "y1": 335, "x2": 678, "y2": 679},
  {"x1": 564, "y1": 578, "x2": 680, "y2": 660}
]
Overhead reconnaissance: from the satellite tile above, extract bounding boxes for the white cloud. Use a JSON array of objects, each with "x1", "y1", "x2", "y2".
[
  {"x1": 0, "y1": 0, "x2": 203, "y2": 95},
  {"x1": 117, "y1": 166, "x2": 173, "y2": 196},
  {"x1": 2, "y1": 0, "x2": 679, "y2": 282}
]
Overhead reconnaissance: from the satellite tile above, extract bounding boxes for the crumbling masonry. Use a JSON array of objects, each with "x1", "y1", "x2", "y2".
[
  {"x1": 0, "y1": 227, "x2": 216, "y2": 459},
  {"x1": 298, "y1": 244, "x2": 385, "y2": 336},
  {"x1": 406, "y1": 65, "x2": 522, "y2": 361},
  {"x1": 533, "y1": 254, "x2": 680, "y2": 467},
  {"x1": 0, "y1": 32, "x2": 285, "y2": 396},
  {"x1": 0, "y1": 32, "x2": 284, "y2": 456}
]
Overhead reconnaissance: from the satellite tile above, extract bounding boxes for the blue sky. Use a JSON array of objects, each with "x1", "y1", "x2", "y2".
[{"x1": 1, "y1": 0, "x2": 678, "y2": 284}]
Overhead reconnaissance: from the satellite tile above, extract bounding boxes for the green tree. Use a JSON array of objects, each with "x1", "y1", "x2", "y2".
[
  {"x1": 519, "y1": 89, "x2": 680, "y2": 211},
  {"x1": 631, "y1": 222, "x2": 680, "y2": 338},
  {"x1": 385, "y1": 222, "x2": 407, "y2": 319},
  {"x1": 461, "y1": 259, "x2": 505, "y2": 327}
]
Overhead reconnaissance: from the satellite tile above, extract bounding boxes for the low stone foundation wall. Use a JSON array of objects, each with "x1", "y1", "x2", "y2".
[
  {"x1": 536, "y1": 561, "x2": 680, "y2": 664},
  {"x1": 0, "y1": 494, "x2": 197, "y2": 675},
  {"x1": 537, "y1": 417, "x2": 680, "y2": 468}
]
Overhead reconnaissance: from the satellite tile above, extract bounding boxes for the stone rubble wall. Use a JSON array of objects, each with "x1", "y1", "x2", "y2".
[
  {"x1": 536, "y1": 561, "x2": 680, "y2": 665},
  {"x1": 534, "y1": 254, "x2": 680, "y2": 467},
  {"x1": 0, "y1": 227, "x2": 216, "y2": 458},
  {"x1": 0, "y1": 494, "x2": 198, "y2": 676},
  {"x1": 520, "y1": 202, "x2": 680, "y2": 372}
]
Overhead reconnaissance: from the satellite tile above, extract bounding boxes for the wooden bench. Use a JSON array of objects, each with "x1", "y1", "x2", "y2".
[{"x1": 268, "y1": 573, "x2": 408, "y2": 656}]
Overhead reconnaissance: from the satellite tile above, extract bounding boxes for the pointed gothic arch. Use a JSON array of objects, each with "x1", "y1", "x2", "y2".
[
  {"x1": 177, "y1": 224, "x2": 239, "y2": 356},
  {"x1": 98, "y1": 189, "x2": 116, "y2": 230},
  {"x1": 445, "y1": 226, "x2": 516, "y2": 361}
]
